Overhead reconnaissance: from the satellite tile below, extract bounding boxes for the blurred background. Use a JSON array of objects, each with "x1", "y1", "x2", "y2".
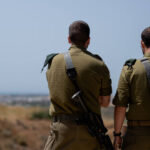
[{"x1": 0, "y1": 0, "x2": 150, "y2": 149}]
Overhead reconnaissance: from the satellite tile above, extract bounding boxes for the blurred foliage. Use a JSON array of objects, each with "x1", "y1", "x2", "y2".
[{"x1": 30, "y1": 109, "x2": 50, "y2": 120}]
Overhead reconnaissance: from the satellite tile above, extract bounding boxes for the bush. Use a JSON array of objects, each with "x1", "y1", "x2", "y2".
[{"x1": 31, "y1": 110, "x2": 50, "y2": 120}]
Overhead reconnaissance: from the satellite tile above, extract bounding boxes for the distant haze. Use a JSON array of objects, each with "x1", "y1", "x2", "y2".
[{"x1": 0, "y1": 0, "x2": 150, "y2": 94}]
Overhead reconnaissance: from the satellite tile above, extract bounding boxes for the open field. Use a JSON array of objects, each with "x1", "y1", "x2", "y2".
[{"x1": 0, "y1": 104, "x2": 114, "y2": 150}]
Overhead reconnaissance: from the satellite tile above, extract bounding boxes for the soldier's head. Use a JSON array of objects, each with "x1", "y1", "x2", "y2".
[
  {"x1": 141, "y1": 27, "x2": 150, "y2": 53},
  {"x1": 68, "y1": 20, "x2": 90, "y2": 48}
]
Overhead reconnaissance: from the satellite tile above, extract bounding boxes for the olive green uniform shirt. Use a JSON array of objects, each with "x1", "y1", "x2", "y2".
[
  {"x1": 113, "y1": 52, "x2": 150, "y2": 120},
  {"x1": 46, "y1": 45, "x2": 112, "y2": 116}
]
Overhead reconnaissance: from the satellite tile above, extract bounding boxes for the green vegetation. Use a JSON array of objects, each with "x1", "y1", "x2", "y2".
[{"x1": 30, "y1": 109, "x2": 50, "y2": 120}]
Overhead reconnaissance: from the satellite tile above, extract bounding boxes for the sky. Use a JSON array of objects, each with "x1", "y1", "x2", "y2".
[{"x1": 0, "y1": 0, "x2": 150, "y2": 94}]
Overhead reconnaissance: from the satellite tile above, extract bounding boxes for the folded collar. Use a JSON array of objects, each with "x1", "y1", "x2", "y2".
[
  {"x1": 69, "y1": 44, "x2": 87, "y2": 52},
  {"x1": 144, "y1": 52, "x2": 150, "y2": 57}
]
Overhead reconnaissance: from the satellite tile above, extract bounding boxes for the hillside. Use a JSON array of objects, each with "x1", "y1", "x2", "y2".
[
  {"x1": 0, "y1": 105, "x2": 50, "y2": 150},
  {"x1": 0, "y1": 104, "x2": 114, "y2": 150}
]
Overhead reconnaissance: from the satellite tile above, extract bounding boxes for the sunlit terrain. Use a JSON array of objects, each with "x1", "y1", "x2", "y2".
[{"x1": 0, "y1": 95, "x2": 114, "y2": 150}]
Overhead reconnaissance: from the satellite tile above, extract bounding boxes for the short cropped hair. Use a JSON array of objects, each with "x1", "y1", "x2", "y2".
[
  {"x1": 69, "y1": 20, "x2": 90, "y2": 46},
  {"x1": 141, "y1": 27, "x2": 150, "y2": 48}
]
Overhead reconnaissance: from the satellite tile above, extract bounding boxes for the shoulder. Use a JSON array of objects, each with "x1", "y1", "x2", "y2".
[
  {"x1": 92, "y1": 54, "x2": 103, "y2": 61},
  {"x1": 41, "y1": 53, "x2": 59, "y2": 72},
  {"x1": 81, "y1": 50, "x2": 106, "y2": 71},
  {"x1": 120, "y1": 58, "x2": 137, "y2": 80},
  {"x1": 122, "y1": 58, "x2": 137, "y2": 72},
  {"x1": 83, "y1": 50, "x2": 103, "y2": 62},
  {"x1": 124, "y1": 58, "x2": 137, "y2": 67}
]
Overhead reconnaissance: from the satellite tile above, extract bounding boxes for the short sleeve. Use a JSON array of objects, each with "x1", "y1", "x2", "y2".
[
  {"x1": 113, "y1": 68, "x2": 130, "y2": 107},
  {"x1": 99, "y1": 64, "x2": 112, "y2": 96}
]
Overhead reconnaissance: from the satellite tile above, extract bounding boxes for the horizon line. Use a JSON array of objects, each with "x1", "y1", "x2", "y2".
[{"x1": 0, "y1": 92, "x2": 49, "y2": 96}]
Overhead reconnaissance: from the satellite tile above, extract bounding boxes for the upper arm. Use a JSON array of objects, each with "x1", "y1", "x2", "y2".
[
  {"x1": 98, "y1": 63, "x2": 112, "y2": 107},
  {"x1": 98, "y1": 95, "x2": 111, "y2": 107},
  {"x1": 113, "y1": 68, "x2": 130, "y2": 107},
  {"x1": 99, "y1": 63, "x2": 112, "y2": 96}
]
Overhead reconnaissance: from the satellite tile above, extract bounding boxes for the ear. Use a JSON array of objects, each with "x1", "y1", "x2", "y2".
[
  {"x1": 85, "y1": 37, "x2": 90, "y2": 47},
  {"x1": 141, "y1": 40, "x2": 145, "y2": 49},
  {"x1": 68, "y1": 36, "x2": 72, "y2": 44},
  {"x1": 141, "y1": 40, "x2": 146, "y2": 54}
]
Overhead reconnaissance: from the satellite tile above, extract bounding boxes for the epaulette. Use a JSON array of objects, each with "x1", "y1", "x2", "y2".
[
  {"x1": 41, "y1": 53, "x2": 58, "y2": 72},
  {"x1": 124, "y1": 59, "x2": 136, "y2": 69},
  {"x1": 84, "y1": 50, "x2": 103, "y2": 61},
  {"x1": 93, "y1": 54, "x2": 103, "y2": 61}
]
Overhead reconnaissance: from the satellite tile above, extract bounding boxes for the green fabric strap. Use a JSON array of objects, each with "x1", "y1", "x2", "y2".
[
  {"x1": 124, "y1": 59, "x2": 136, "y2": 67},
  {"x1": 41, "y1": 53, "x2": 58, "y2": 72}
]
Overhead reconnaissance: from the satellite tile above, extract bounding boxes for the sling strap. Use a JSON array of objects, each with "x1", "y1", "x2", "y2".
[
  {"x1": 63, "y1": 51, "x2": 89, "y2": 112},
  {"x1": 63, "y1": 52, "x2": 75, "y2": 70},
  {"x1": 63, "y1": 52, "x2": 114, "y2": 150},
  {"x1": 140, "y1": 57, "x2": 150, "y2": 86},
  {"x1": 63, "y1": 51, "x2": 80, "y2": 91}
]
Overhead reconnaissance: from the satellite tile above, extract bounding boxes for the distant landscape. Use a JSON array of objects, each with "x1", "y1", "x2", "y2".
[
  {"x1": 0, "y1": 94, "x2": 114, "y2": 150},
  {"x1": 0, "y1": 94, "x2": 50, "y2": 106}
]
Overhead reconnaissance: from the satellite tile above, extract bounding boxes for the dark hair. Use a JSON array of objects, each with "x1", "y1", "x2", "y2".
[
  {"x1": 141, "y1": 27, "x2": 150, "y2": 48},
  {"x1": 69, "y1": 20, "x2": 90, "y2": 46}
]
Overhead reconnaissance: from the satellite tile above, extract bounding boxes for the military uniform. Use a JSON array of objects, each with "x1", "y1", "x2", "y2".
[
  {"x1": 113, "y1": 52, "x2": 150, "y2": 150},
  {"x1": 44, "y1": 45, "x2": 112, "y2": 150}
]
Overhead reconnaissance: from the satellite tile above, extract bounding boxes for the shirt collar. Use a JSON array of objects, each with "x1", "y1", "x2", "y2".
[
  {"x1": 69, "y1": 44, "x2": 87, "y2": 52},
  {"x1": 144, "y1": 52, "x2": 150, "y2": 57}
]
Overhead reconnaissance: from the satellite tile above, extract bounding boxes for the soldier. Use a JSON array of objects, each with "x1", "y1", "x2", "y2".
[
  {"x1": 113, "y1": 27, "x2": 150, "y2": 150},
  {"x1": 43, "y1": 20, "x2": 112, "y2": 150}
]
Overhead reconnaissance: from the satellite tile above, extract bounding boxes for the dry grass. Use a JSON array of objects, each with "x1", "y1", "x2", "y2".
[
  {"x1": 0, "y1": 104, "x2": 49, "y2": 120},
  {"x1": 0, "y1": 104, "x2": 114, "y2": 150},
  {"x1": 0, "y1": 104, "x2": 50, "y2": 150}
]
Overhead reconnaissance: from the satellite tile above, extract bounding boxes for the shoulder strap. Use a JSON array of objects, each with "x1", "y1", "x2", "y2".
[
  {"x1": 41, "y1": 53, "x2": 58, "y2": 72},
  {"x1": 83, "y1": 50, "x2": 103, "y2": 61},
  {"x1": 124, "y1": 59, "x2": 136, "y2": 67},
  {"x1": 140, "y1": 57, "x2": 150, "y2": 86},
  {"x1": 63, "y1": 52, "x2": 76, "y2": 79},
  {"x1": 63, "y1": 51, "x2": 79, "y2": 90}
]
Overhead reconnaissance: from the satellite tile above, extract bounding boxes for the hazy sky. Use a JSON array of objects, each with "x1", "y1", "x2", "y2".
[{"x1": 0, "y1": 0, "x2": 150, "y2": 94}]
